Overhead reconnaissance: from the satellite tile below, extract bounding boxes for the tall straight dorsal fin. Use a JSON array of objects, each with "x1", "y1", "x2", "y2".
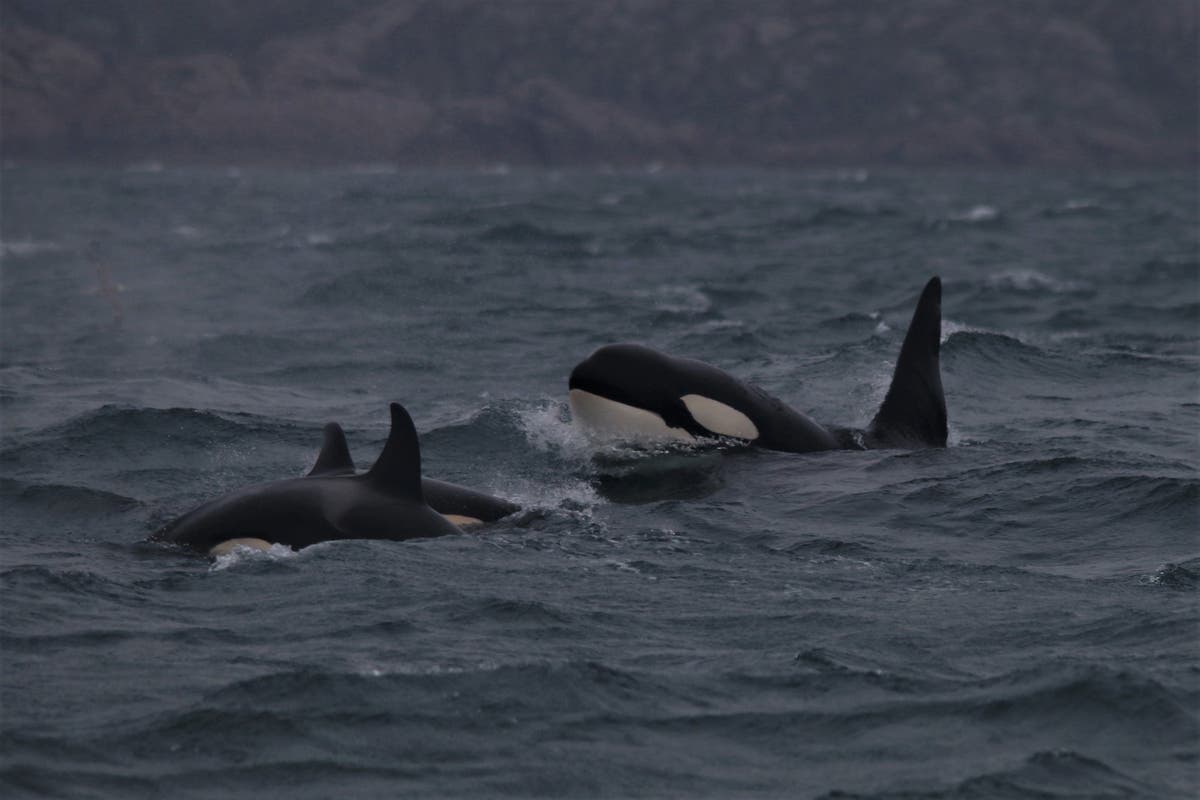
[
  {"x1": 868, "y1": 276, "x2": 948, "y2": 447},
  {"x1": 307, "y1": 422, "x2": 356, "y2": 476},
  {"x1": 364, "y1": 402, "x2": 424, "y2": 499}
]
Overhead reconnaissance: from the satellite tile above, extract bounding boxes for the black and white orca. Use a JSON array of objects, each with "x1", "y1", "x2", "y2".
[
  {"x1": 568, "y1": 276, "x2": 947, "y2": 452},
  {"x1": 154, "y1": 402, "x2": 513, "y2": 556}
]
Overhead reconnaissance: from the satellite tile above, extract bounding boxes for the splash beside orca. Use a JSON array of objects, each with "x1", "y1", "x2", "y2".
[
  {"x1": 568, "y1": 276, "x2": 947, "y2": 452},
  {"x1": 154, "y1": 402, "x2": 517, "y2": 556}
]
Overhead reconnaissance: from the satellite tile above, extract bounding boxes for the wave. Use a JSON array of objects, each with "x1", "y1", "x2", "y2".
[
  {"x1": 294, "y1": 267, "x2": 412, "y2": 307},
  {"x1": 1079, "y1": 474, "x2": 1199, "y2": 525},
  {"x1": 632, "y1": 284, "x2": 713, "y2": 315},
  {"x1": 0, "y1": 564, "x2": 130, "y2": 602},
  {"x1": 0, "y1": 478, "x2": 141, "y2": 516},
  {"x1": 1142, "y1": 558, "x2": 1200, "y2": 591},
  {"x1": 5, "y1": 404, "x2": 284, "y2": 451},
  {"x1": 1129, "y1": 255, "x2": 1198, "y2": 284},
  {"x1": 921, "y1": 205, "x2": 1005, "y2": 230},
  {"x1": 198, "y1": 658, "x2": 691, "y2": 719},
  {"x1": 477, "y1": 221, "x2": 592, "y2": 252},
  {"x1": 983, "y1": 269, "x2": 1091, "y2": 295},
  {"x1": 1041, "y1": 198, "x2": 1110, "y2": 218},
  {"x1": 444, "y1": 596, "x2": 574, "y2": 625},
  {"x1": 819, "y1": 749, "x2": 1155, "y2": 799},
  {"x1": 771, "y1": 204, "x2": 901, "y2": 230},
  {"x1": 940, "y1": 327, "x2": 1066, "y2": 378}
]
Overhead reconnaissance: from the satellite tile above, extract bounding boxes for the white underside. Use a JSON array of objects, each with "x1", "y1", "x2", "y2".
[
  {"x1": 209, "y1": 537, "x2": 274, "y2": 557},
  {"x1": 568, "y1": 389, "x2": 694, "y2": 442},
  {"x1": 441, "y1": 513, "x2": 483, "y2": 527},
  {"x1": 208, "y1": 516, "x2": 483, "y2": 553}
]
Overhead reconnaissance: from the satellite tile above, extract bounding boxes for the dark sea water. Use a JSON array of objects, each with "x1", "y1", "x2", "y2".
[{"x1": 1, "y1": 165, "x2": 1197, "y2": 799}]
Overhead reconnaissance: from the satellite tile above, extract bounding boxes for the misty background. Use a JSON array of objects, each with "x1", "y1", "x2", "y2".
[{"x1": 3, "y1": 0, "x2": 1197, "y2": 168}]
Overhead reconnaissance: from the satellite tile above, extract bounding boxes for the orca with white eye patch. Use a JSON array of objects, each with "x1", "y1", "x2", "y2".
[{"x1": 568, "y1": 276, "x2": 948, "y2": 452}]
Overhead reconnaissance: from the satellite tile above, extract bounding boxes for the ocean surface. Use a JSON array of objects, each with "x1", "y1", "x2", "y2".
[{"x1": 1, "y1": 165, "x2": 1197, "y2": 799}]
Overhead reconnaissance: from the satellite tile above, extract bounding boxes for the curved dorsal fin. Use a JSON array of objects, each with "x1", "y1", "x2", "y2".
[
  {"x1": 868, "y1": 276, "x2": 948, "y2": 447},
  {"x1": 365, "y1": 402, "x2": 424, "y2": 499},
  {"x1": 307, "y1": 422, "x2": 356, "y2": 476}
]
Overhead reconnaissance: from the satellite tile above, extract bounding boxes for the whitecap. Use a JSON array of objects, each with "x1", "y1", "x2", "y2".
[
  {"x1": 985, "y1": 268, "x2": 1089, "y2": 294},
  {"x1": 940, "y1": 319, "x2": 997, "y2": 343},
  {"x1": 0, "y1": 238, "x2": 64, "y2": 257},
  {"x1": 953, "y1": 205, "x2": 1000, "y2": 223}
]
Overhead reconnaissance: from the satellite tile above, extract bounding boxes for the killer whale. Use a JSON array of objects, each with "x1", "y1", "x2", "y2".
[
  {"x1": 568, "y1": 276, "x2": 947, "y2": 452},
  {"x1": 154, "y1": 402, "x2": 465, "y2": 555},
  {"x1": 307, "y1": 421, "x2": 520, "y2": 525}
]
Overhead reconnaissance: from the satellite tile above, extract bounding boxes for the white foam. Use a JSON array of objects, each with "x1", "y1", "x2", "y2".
[
  {"x1": 985, "y1": 269, "x2": 1088, "y2": 294},
  {"x1": 518, "y1": 400, "x2": 590, "y2": 455},
  {"x1": 941, "y1": 319, "x2": 1036, "y2": 347},
  {"x1": 497, "y1": 475, "x2": 601, "y2": 517},
  {"x1": 941, "y1": 319, "x2": 985, "y2": 342},
  {"x1": 208, "y1": 541, "x2": 297, "y2": 572}
]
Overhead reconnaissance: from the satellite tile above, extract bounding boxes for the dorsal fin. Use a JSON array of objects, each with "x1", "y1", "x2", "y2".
[
  {"x1": 307, "y1": 423, "x2": 356, "y2": 476},
  {"x1": 364, "y1": 402, "x2": 424, "y2": 499},
  {"x1": 868, "y1": 276, "x2": 948, "y2": 447}
]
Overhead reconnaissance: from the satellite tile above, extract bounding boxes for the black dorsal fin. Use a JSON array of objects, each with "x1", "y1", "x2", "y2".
[
  {"x1": 307, "y1": 423, "x2": 356, "y2": 476},
  {"x1": 364, "y1": 402, "x2": 424, "y2": 499},
  {"x1": 868, "y1": 276, "x2": 948, "y2": 447}
]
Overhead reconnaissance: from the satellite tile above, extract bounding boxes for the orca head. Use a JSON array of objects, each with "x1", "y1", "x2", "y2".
[
  {"x1": 568, "y1": 343, "x2": 764, "y2": 443},
  {"x1": 568, "y1": 343, "x2": 699, "y2": 441}
]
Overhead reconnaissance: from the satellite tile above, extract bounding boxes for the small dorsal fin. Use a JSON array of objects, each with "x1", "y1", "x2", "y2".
[
  {"x1": 307, "y1": 422, "x2": 356, "y2": 476},
  {"x1": 364, "y1": 402, "x2": 424, "y2": 499},
  {"x1": 868, "y1": 276, "x2": 948, "y2": 447}
]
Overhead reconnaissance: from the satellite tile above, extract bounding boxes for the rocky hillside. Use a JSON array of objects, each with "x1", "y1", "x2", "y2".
[{"x1": 2, "y1": 0, "x2": 1196, "y2": 167}]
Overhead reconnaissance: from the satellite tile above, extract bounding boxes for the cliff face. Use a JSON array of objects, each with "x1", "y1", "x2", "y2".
[{"x1": 2, "y1": 0, "x2": 1196, "y2": 167}]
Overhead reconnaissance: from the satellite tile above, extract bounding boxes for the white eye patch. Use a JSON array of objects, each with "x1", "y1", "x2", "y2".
[{"x1": 680, "y1": 394, "x2": 760, "y2": 440}]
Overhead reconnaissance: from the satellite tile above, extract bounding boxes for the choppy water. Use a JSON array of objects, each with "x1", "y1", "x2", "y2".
[{"x1": 1, "y1": 165, "x2": 1197, "y2": 799}]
